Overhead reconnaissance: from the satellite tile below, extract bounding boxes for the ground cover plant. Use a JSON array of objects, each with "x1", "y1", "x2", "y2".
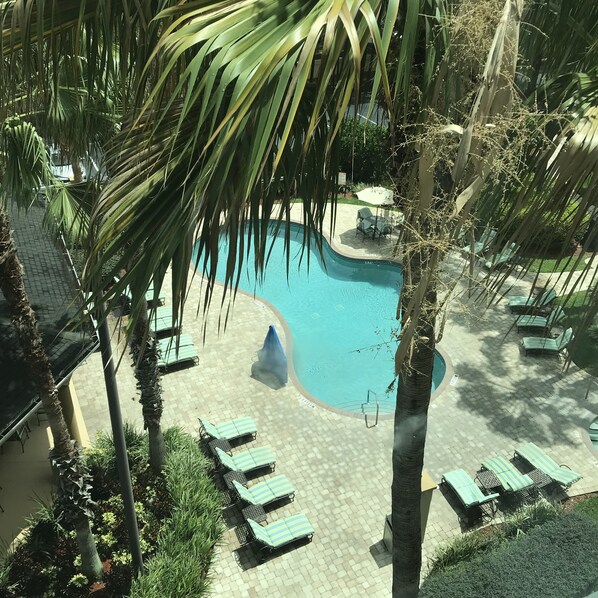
[
  {"x1": 422, "y1": 504, "x2": 598, "y2": 598},
  {"x1": 0, "y1": 426, "x2": 221, "y2": 597}
]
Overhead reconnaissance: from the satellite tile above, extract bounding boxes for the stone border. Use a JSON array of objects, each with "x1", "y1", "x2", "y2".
[{"x1": 208, "y1": 220, "x2": 454, "y2": 420}]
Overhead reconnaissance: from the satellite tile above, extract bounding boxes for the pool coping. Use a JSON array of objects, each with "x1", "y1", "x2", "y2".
[{"x1": 208, "y1": 220, "x2": 454, "y2": 420}]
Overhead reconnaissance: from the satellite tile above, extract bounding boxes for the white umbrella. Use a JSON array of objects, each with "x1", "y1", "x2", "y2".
[{"x1": 356, "y1": 186, "x2": 394, "y2": 207}]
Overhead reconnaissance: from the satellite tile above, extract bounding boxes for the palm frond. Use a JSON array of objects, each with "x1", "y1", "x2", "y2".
[{"x1": 87, "y1": 0, "x2": 392, "y2": 329}]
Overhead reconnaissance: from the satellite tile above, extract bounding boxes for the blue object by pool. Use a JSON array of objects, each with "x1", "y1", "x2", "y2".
[
  {"x1": 202, "y1": 223, "x2": 446, "y2": 414},
  {"x1": 252, "y1": 325, "x2": 288, "y2": 389}
]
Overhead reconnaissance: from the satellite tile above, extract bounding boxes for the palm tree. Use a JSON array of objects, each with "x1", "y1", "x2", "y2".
[
  {"x1": 130, "y1": 295, "x2": 166, "y2": 471},
  {"x1": 0, "y1": 119, "x2": 103, "y2": 581},
  {"x1": 3, "y1": 36, "x2": 169, "y2": 471},
  {"x1": 4, "y1": 1, "x2": 598, "y2": 595}
]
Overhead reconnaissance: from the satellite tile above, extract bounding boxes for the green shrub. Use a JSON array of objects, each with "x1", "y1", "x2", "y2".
[
  {"x1": 429, "y1": 499, "x2": 562, "y2": 575},
  {"x1": 574, "y1": 497, "x2": 598, "y2": 522},
  {"x1": 497, "y1": 201, "x2": 590, "y2": 255},
  {"x1": 85, "y1": 424, "x2": 149, "y2": 477},
  {"x1": 501, "y1": 498, "x2": 562, "y2": 539},
  {"x1": 129, "y1": 428, "x2": 223, "y2": 598},
  {"x1": 421, "y1": 513, "x2": 598, "y2": 598},
  {"x1": 428, "y1": 530, "x2": 498, "y2": 575},
  {"x1": 339, "y1": 119, "x2": 391, "y2": 185}
]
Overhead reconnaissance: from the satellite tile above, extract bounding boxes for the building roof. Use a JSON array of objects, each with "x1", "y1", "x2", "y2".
[{"x1": 0, "y1": 199, "x2": 98, "y2": 443}]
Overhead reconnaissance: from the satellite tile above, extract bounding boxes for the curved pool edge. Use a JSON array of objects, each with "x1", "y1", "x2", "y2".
[{"x1": 205, "y1": 218, "x2": 454, "y2": 419}]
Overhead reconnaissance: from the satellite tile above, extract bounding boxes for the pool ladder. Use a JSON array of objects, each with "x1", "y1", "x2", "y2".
[{"x1": 363, "y1": 390, "x2": 380, "y2": 428}]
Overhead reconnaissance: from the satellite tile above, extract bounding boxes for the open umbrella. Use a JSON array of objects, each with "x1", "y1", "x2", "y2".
[
  {"x1": 356, "y1": 187, "x2": 395, "y2": 232},
  {"x1": 356, "y1": 186, "x2": 394, "y2": 207}
]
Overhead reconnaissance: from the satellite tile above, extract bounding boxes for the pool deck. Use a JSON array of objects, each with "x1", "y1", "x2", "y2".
[{"x1": 73, "y1": 203, "x2": 598, "y2": 596}]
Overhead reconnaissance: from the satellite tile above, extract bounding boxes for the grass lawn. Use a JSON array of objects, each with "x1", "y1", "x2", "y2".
[
  {"x1": 575, "y1": 497, "x2": 598, "y2": 521},
  {"x1": 525, "y1": 255, "x2": 587, "y2": 273},
  {"x1": 335, "y1": 195, "x2": 371, "y2": 206},
  {"x1": 558, "y1": 290, "x2": 598, "y2": 376}
]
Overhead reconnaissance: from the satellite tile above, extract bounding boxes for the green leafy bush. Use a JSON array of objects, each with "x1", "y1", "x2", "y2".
[
  {"x1": 129, "y1": 428, "x2": 223, "y2": 598},
  {"x1": 501, "y1": 498, "x2": 562, "y2": 539},
  {"x1": 421, "y1": 513, "x2": 598, "y2": 598},
  {"x1": 339, "y1": 119, "x2": 391, "y2": 185},
  {"x1": 428, "y1": 499, "x2": 561, "y2": 575},
  {"x1": 497, "y1": 201, "x2": 590, "y2": 255},
  {"x1": 0, "y1": 426, "x2": 220, "y2": 597},
  {"x1": 428, "y1": 529, "x2": 498, "y2": 575}
]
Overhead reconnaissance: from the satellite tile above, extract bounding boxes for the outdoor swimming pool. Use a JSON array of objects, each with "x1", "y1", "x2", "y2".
[{"x1": 207, "y1": 223, "x2": 445, "y2": 414}]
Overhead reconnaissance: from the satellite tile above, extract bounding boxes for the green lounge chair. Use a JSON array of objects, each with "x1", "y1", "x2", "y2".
[
  {"x1": 246, "y1": 514, "x2": 314, "y2": 559},
  {"x1": 462, "y1": 228, "x2": 497, "y2": 257},
  {"x1": 480, "y1": 456, "x2": 534, "y2": 493},
  {"x1": 198, "y1": 417, "x2": 257, "y2": 441},
  {"x1": 483, "y1": 243, "x2": 519, "y2": 269},
  {"x1": 232, "y1": 475, "x2": 295, "y2": 506},
  {"x1": 157, "y1": 334, "x2": 198, "y2": 369},
  {"x1": 521, "y1": 328, "x2": 573, "y2": 356},
  {"x1": 508, "y1": 288, "x2": 556, "y2": 313},
  {"x1": 441, "y1": 469, "x2": 499, "y2": 522},
  {"x1": 514, "y1": 442, "x2": 581, "y2": 488},
  {"x1": 515, "y1": 307, "x2": 565, "y2": 333},
  {"x1": 214, "y1": 446, "x2": 276, "y2": 474},
  {"x1": 150, "y1": 306, "x2": 180, "y2": 335},
  {"x1": 114, "y1": 276, "x2": 165, "y2": 309}
]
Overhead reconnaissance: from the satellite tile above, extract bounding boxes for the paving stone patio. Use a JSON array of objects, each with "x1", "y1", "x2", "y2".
[{"x1": 73, "y1": 203, "x2": 598, "y2": 597}]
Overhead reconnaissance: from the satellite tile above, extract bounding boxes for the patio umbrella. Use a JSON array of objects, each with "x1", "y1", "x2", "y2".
[
  {"x1": 356, "y1": 186, "x2": 394, "y2": 206},
  {"x1": 356, "y1": 187, "x2": 394, "y2": 220}
]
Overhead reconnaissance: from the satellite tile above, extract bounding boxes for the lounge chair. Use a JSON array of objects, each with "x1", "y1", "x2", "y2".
[
  {"x1": 246, "y1": 514, "x2": 314, "y2": 559},
  {"x1": 508, "y1": 288, "x2": 557, "y2": 314},
  {"x1": 198, "y1": 417, "x2": 257, "y2": 441},
  {"x1": 232, "y1": 475, "x2": 295, "y2": 507},
  {"x1": 114, "y1": 276, "x2": 166, "y2": 309},
  {"x1": 515, "y1": 307, "x2": 565, "y2": 333},
  {"x1": 150, "y1": 306, "x2": 180, "y2": 335},
  {"x1": 157, "y1": 333, "x2": 198, "y2": 369},
  {"x1": 462, "y1": 228, "x2": 497, "y2": 257},
  {"x1": 479, "y1": 455, "x2": 534, "y2": 493},
  {"x1": 441, "y1": 469, "x2": 499, "y2": 522},
  {"x1": 514, "y1": 442, "x2": 582, "y2": 488},
  {"x1": 214, "y1": 446, "x2": 276, "y2": 474},
  {"x1": 521, "y1": 328, "x2": 573, "y2": 356},
  {"x1": 483, "y1": 243, "x2": 519, "y2": 269}
]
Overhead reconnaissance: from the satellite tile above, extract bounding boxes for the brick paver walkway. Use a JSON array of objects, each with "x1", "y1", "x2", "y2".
[{"x1": 73, "y1": 203, "x2": 598, "y2": 597}]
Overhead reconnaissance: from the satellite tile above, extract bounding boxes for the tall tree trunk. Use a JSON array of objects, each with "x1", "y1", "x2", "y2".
[
  {"x1": 392, "y1": 240, "x2": 437, "y2": 598},
  {"x1": 0, "y1": 207, "x2": 102, "y2": 580},
  {"x1": 130, "y1": 296, "x2": 165, "y2": 472}
]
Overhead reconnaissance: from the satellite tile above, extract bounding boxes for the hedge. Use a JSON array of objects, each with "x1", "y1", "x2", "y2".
[
  {"x1": 420, "y1": 513, "x2": 598, "y2": 598},
  {"x1": 494, "y1": 200, "x2": 590, "y2": 255},
  {"x1": 129, "y1": 428, "x2": 223, "y2": 598}
]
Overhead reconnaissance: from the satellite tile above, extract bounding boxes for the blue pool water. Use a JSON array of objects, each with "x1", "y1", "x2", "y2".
[{"x1": 205, "y1": 223, "x2": 445, "y2": 414}]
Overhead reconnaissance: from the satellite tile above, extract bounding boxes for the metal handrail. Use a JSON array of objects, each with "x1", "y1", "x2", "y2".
[{"x1": 363, "y1": 390, "x2": 380, "y2": 428}]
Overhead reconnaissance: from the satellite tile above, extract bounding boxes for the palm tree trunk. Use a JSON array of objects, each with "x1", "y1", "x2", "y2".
[
  {"x1": 130, "y1": 297, "x2": 165, "y2": 472},
  {"x1": 0, "y1": 206, "x2": 102, "y2": 581},
  {"x1": 392, "y1": 243, "x2": 437, "y2": 598}
]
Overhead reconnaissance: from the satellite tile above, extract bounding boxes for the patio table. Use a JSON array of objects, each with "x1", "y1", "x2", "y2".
[
  {"x1": 208, "y1": 438, "x2": 231, "y2": 457},
  {"x1": 475, "y1": 469, "x2": 501, "y2": 492},
  {"x1": 242, "y1": 503, "x2": 267, "y2": 524}
]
